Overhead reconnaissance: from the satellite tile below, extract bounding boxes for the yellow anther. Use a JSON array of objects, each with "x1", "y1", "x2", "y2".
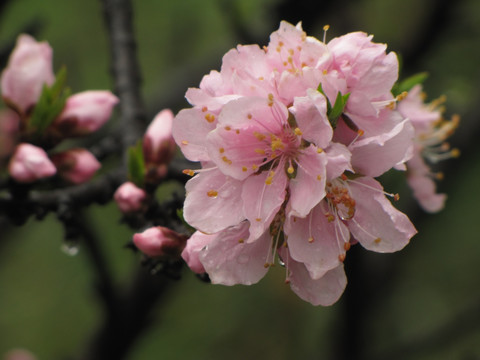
[
  {"x1": 317, "y1": 175, "x2": 322, "y2": 181},
  {"x1": 323, "y1": 25, "x2": 330, "y2": 31},
  {"x1": 357, "y1": 129, "x2": 365, "y2": 136},
  {"x1": 283, "y1": 61, "x2": 288, "y2": 66},
  {"x1": 252, "y1": 164, "x2": 258, "y2": 171},
  {"x1": 238, "y1": 238, "x2": 244, "y2": 244},
  {"x1": 255, "y1": 148, "x2": 266, "y2": 155},
  {"x1": 278, "y1": 41, "x2": 284, "y2": 47},
  {"x1": 201, "y1": 106, "x2": 208, "y2": 112},
  {"x1": 338, "y1": 254, "x2": 346, "y2": 262},
  {"x1": 219, "y1": 147, "x2": 225, "y2": 153},
  {"x1": 435, "y1": 172, "x2": 444, "y2": 180},
  {"x1": 288, "y1": 48, "x2": 294, "y2": 55},
  {"x1": 396, "y1": 91, "x2": 408, "y2": 101},
  {"x1": 387, "y1": 101, "x2": 396, "y2": 110},
  {"x1": 287, "y1": 56, "x2": 293, "y2": 64},
  {"x1": 207, "y1": 190, "x2": 218, "y2": 197},
  {"x1": 236, "y1": 129, "x2": 240, "y2": 134},
  {"x1": 264, "y1": 263, "x2": 270, "y2": 268},
  {"x1": 224, "y1": 126, "x2": 231, "y2": 131},
  {"x1": 344, "y1": 242, "x2": 351, "y2": 251},
  {"x1": 205, "y1": 113, "x2": 215, "y2": 123},
  {"x1": 182, "y1": 169, "x2": 195, "y2": 176},
  {"x1": 254, "y1": 132, "x2": 266, "y2": 141},
  {"x1": 393, "y1": 193, "x2": 400, "y2": 201},
  {"x1": 271, "y1": 139, "x2": 284, "y2": 151},
  {"x1": 256, "y1": 218, "x2": 262, "y2": 222},
  {"x1": 322, "y1": 69, "x2": 328, "y2": 75},
  {"x1": 326, "y1": 214, "x2": 335, "y2": 222},
  {"x1": 258, "y1": 76, "x2": 264, "y2": 81},
  {"x1": 247, "y1": 113, "x2": 253, "y2": 119},
  {"x1": 181, "y1": 140, "x2": 189, "y2": 145},
  {"x1": 317, "y1": 147, "x2": 324, "y2": 153},
  {"x1": 242, "y1": 166, "x2": 248, "y2": 172},
  {"x1": 287, "y1": 166, "x2": 295, "y2": 174},
  {"x1": 451, "y1": 148, "x2": 460, "y2": 157},
  {"x1": 268, "y1": 93, "x2": 274, "y2": 106},
  {"x1": 265, "y1": 177, "x2": 273, "y2": 185},
  {"x1": 374, "y1": 238, "x2": 382, "y2": 244},
  {"x1": 222, "y1": 156, "x2": 232, "y2": 165},
  {"x1": 308, "y1": 237, "x2": 314, "y2": 243},
  {"x1": 294, "y1": 127, "x2": 303, "y2": 136}
]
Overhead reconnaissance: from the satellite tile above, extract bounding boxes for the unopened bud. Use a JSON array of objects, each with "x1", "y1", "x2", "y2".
[
  {"x1": 133, "y1": 226, "x2": 188, "y2": 258},
  {"x1": 53, "y1": 90, "x2": 119, "y2": 137},
  {"x1": 143, "y1": 109, "x2": 176, "y2": 183},
  {"x1": 8, "y1": 143, "x2": 56, "y2": 183},
  {"x1": 50, "y1": 148, "x2": 101, "y2": 184},
  {"x1": 114, "y1": 182, "x2": 147, "y2": 213},
  {"x1": 1, "y1": 34, "x2": 54, "y2": 114}
]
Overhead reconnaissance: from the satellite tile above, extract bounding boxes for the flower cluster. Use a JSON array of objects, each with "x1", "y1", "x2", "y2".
[
  {"x1": 171, "y1": 21, "x2": 458, "y2": 306},
  {"x1": 0, "y1": 34, "x2": 118, "y2": 184}
]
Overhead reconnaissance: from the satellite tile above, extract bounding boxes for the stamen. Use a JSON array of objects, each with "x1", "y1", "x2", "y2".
[
  {"x1": 323, "y1": 25, "x2": 330, "y2": 43},
  {"x1": 207, "y1": 190, "x2": 218, "y2": 197}
]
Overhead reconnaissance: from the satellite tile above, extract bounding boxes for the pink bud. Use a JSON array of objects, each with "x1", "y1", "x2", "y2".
[
  {"x1": 181, "y1": 231, "x2": 214, "y2": 274},
  {"x1": 8, "y1": 143, "x2": 56, "y2": 182},
  {"x1": 1, "y1": 34, "x2": 54, "y2": 114},
  {"x1": 114, "y1": 182, "x2": 147, "y2": 213},
  {"x1": 133, "y1": 226, "x2": 188, "y2": 258},
  {"x1": 143, "y1": 109, "x2": 176, "y2": 182},
  {"x1": 54, "y1": 90, "x2": 119, "y2": 136},
  {"x1": 4, "y1": 349, "x2": 37, "y2": 360},
  {"x1": 50, "y1": 148, "x2": 101, "y2": 184}
]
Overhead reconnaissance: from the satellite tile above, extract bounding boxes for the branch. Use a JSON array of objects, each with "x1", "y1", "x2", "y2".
[{"x1": 100, "y1": 0, "x2": 147, "y2": 157}]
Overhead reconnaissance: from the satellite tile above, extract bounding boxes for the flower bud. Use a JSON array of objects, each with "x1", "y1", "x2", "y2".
[
  {"x1": 53, "y1": 90, "x2": 119, "y2": 137},
  {"x1": 143, "y1": 109, "x2": 176, "y2": 182},
  {"x1": 133, "y1": 226, "x2": 188, "y2": 258},
  {"x1": 114, "y1": 182, "x2": 147, "y2": 213},
  {"x1": 50, "y1": 148, "x2": 101, "y2": 184},
  {"x1": 8, "y1": 143, "x2": 56, "y2": 182},
  {"x1": 1, "y1": 34, "x2": 54, "y2": 114},
  {"x1": 181, "y1": 231, "x2": 215, "y2": 274}
]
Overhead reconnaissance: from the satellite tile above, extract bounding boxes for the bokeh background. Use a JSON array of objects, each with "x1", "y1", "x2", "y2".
[{"x1": 1, "y1": 0, "x2": 480, "y2": 359}]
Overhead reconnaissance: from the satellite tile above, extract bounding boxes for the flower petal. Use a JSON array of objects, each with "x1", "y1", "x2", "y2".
[
  {"x1": 348, "y1": 177, "x2": 417, "y2": 252},
  {"x1": 200, "y1": 223, "x2": 271, "y2": 285}
]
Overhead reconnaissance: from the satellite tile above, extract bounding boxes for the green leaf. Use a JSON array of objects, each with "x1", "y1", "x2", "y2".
[
  {"x1": 127, "y1": 140, "x2": 146, "y2": 188},
  {"x1": 27, "y1": 66, "x2": 70, "y2": 136},
  {"x1": 328, "y1": 91, "x2": 350, "y2": 128},
  {"x1": 392, "y1": 72, "x2": 429, "y2": 96},
  {"x1": 317, "y1": 82, "x2": 332, "y2": 114}
]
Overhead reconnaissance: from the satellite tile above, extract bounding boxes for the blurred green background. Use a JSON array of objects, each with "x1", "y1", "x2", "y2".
[{"x1": 1, "y1": 0, "x2": 480, "y2": 359}]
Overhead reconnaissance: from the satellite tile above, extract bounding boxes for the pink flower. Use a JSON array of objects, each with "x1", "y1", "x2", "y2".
[
  {"x1": 54, "y1": 91, "x2": 119, "y2": 136},
  {"x1": 397, "y1": 85, "x2": 459, "y2": 212},
  {"x1": 174, "y1": 21, "x2": 417, "y2": 305},
  {"x1": 114, "y1": 182, "x2": 147, "y2": 213},
  {"x1": 1, "y1": 34, "x2": 54, "y2": 114},
  {"x1": 50, "y1": 148, "x2": 101, "y2": 184},
  {"x1": 143, "y1": 109, "x2": 176, "y2": 182},
  {"x1": 133, "y1": 226, "x2": 188, "y2": 258},
  {"x1": 8, "y1": 143, "x2": 56, "y2": 183}
]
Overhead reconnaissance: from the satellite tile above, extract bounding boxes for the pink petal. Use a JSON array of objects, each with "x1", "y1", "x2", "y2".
[
  {"x1": 1, "y1": 34, "x2": 54, "y2": 114},
  {"x1": 181, "y1": 231, "x2": 216, "y2": 274},
  {"x1": 285, "y1": 201, "x2": 348, "y2": 279},
  {"x1": 280, "y1": 247, "x2": 347, "y2": 306},
  {"x1": 347, "y1": 177, "x2": 417, "y2": 252},
  {"x1": 350, "y1": 117, "x2": 414, "y2": 177},
  {"x1": 290, "y1": 89, "x2": 332, "y2": 148},
  {"x1": 199, "y1": 223, "x2": 271, "y2": 285},
  {"x1": 324, "y1": 142, "x2": 352, "y2": 180},
  {"x1": 288, "y1": 145, "x2": 327, "y2": 218},
  {"x1": 50, "y1": 148, "x2": 100, "y2": 184},
  {"x1": 113, "y1": 182, "x2": 147, "y2": 213},
  {"x1": 184, "y1": 169, "x2": 245, "y2": 234},
  {"x1": 8, "y1": 143, "x2": 56, "y2": 183},
  {"x1": 172, "y1": 107, "x2": 217, "y2": 162},
  {"x1": 242, "y1": 170, "x2": 287, "y2": 242}
]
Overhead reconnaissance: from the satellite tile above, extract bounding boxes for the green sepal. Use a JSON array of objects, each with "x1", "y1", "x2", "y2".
[
  {"x1": 317, "y1": 82, "x2": 350, "y2": 129},
  {"x1": 127, "y1": 140, "x2": 146, "y2": 188},
  {"x1": 392, "y1": 72, "x2": 429, "y2": 96},
  {"x1": 28, "y1": 66, "x2": 71, "y2": 136},
  {"x1": 328, "y1": 92, "x2": 350, "y2": 128},
  {"x1": 176, "y1": 208, "x2": 196, "y2": 234}
]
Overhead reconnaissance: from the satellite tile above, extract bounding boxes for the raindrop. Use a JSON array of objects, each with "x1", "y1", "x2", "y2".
[{"x1": 61, "y1": 242, "x2": 79, "y2": 256}]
